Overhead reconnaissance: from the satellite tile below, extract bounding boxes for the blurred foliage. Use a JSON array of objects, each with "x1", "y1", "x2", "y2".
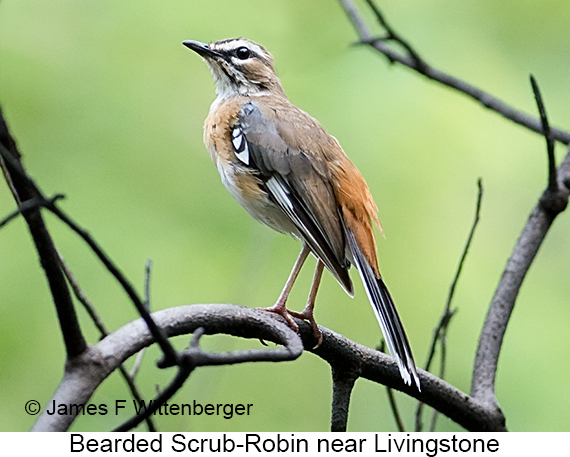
[{"x1": 0, "y1": 0, "x2": 569, "y2": 432}]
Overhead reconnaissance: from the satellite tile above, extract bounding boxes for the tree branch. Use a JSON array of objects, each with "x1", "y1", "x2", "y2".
[
  {"x1": 330, "y1": 365, "x2": 359, "y2": 432},
  {"x1": 46, "y1": 204, "x2": 179, "y2": 367},
  {"x1": 416, "y1": 179, "x2": 483, "y2": 431},
  {"x1": 3, "y1": 3, "x2": 567, "y2": 432},
  {"x1": 377, "y1": 341, "x2": 405, "y2": 431},
  {"x1": 471, "y1": 146, "x2": 570, "y2": 408},
  {"x1": 363, "y1": 0, "x2": 427, "y2": 71},
  {"x1": 337, "y1": 0, "x2": 570, "y2": 145},
  {"x1": 530, "y1": 75, "x2": 560, "y2": 201},
  {"x1": 130, "y1": 260, "x2": 153, "y2": 379},
  {"x1": 59, "y1": 256, "x2": 157, "y2": 432},
  {"x1": 310, "y1": 323, "x2": 506, "y2": 431},
  {"x1": 0, "y1": 109, "x2": 87, "y2": 359},
  {"x1": 31, "y1": 304, "x2": 304, "y2": 432},
  {"x1": 338, "y1": 0, "x2": 570, "y2": 428},
  {"x1": 28, "y1": 303, "x2": 508, "y2": 432},
  {"x1": 0, "y1": 107, "x2": 178, "y2": 368},
  {"x1": 0, "y1": 194, "x2": 63, "y2": 229},
  {"x1": 385, "y1": 385, "x2": 405, "y2": 432}
]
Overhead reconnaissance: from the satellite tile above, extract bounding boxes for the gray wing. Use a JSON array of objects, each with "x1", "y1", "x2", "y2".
[{"x1": 234, "y1": 101, "x2": 353, "y2": 296}]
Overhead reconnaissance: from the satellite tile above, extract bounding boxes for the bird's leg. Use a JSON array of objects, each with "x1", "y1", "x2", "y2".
[
  {"x1": 289, "y1": 259, "x2": 325, "y2": 347},
  {"x1": 260, "y1": 245, "x2": 310, "y2": 331}
]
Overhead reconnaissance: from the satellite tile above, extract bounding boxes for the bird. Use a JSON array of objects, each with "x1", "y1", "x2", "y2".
[{"x1": 183, "y1": 37, "x2": 420, "y2": 390}]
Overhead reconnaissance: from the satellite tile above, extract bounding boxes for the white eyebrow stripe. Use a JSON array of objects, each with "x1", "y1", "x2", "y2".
[{"x1": 214, "y1": 40, "x2": 265, "y2": 57}]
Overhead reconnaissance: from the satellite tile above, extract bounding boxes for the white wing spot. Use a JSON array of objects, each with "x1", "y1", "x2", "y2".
[{"x1": 231, "y1": 126, "x2": 249, "y2": 165}]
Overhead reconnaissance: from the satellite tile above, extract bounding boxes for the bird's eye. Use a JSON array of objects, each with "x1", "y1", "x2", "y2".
[{"x1": 235, "y1": 47, "x2": 251, "y2": 60}]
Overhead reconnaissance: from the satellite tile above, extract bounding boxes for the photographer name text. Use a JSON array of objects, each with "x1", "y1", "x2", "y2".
[{"x1": 44, "y1": 400, "x2": 252, "y2": 419}]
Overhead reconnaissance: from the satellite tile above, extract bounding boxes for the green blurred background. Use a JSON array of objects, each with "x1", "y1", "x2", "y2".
[{"x1": 0, "y1": 0, "x2": 569, "y2": 432}]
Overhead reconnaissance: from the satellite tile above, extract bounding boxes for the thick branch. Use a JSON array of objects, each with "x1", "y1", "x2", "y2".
[
  {"x1": 471, "y1": 146, "x2": 570, "y2": 408},
  {"x1": 31, "y1": 304, "x2": 303, "y2": 432},
  {"x1": 329, "y1": 346, "x2": 362, "y2": 432},
  {"x1": 330, "y1": 372, "x2": 357, "y2": 432},
  {"x1": 330, "y1": 370, "x2": 357, "y2": 432},
  {"x1": 0, "y1": 109, "x2": 87, "y2": 359},
  {"x1": 307, "y1": 324, "x2": 506, "y2": 431},
  {"x1": 30, "y1": 303, "x2": 508, "y2": 432}
]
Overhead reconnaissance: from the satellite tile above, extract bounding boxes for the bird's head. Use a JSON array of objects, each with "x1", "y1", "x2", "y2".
[{"x1": 183, "y1": 38, "x2": 286, "y2": 99}]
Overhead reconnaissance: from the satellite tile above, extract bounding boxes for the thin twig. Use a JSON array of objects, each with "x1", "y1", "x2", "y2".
[
  {"x1": 130, "y1": 260, "x2": 153, "y2": 379},
  {"x1": 378, "y1": 341, "x2": 405, "y2": 431},
  {"x1": 415, "y1": 179, "x2": 483, "y2": 431},
  {"x1": 60, "y1": 256, "x2": 108, "y2": 336},
  {"x1": 60, "y1": 256, "x2": 157, "y2": 432},
  {"x1": 444, "y1": 180, "x2": 483, "y2": 322},
  {"x1": 113, "y1": 329, "x2": 204, "y2": 432},
  {"x1": 530, "y1": 75, "x2": 558, "y2": 194},
  {"x1": 363, "y1": 0, "x2": 426, "y2": 70},
  {"x1": 385, "y1": 385, "x2": 405, "y2": 432},
  {"x1": 428, "y1": 331, "x2": 449, "y2": 432},
  {"x1": 0, "y1": 194, "x2": 64, "y2": 229},
  {"x1": 144, "y1": 259, "x2": 153, "y2": 310},
  {"x1": 45, "y1": 203, "x2": 178, "y2": 366},
  {"x1": 337, "y1": 0, "x2": 570, "y2": 145}
]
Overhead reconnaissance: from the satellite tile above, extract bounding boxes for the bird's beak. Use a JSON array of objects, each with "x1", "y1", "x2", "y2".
[{"x1": 182, "y1": 40, "x2": 223, "y2": 59}]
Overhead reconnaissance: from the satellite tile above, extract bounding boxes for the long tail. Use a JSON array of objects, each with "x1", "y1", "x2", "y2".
[{"x1": 345, "y1": 227, "x2": 420, "y2": 390}]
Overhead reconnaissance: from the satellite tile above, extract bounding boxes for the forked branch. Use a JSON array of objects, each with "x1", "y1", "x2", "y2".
[
  {"x1": 471, "y1": 98, "x2": 570, "y2": 408},
  {"x1": 337, "y1": 0, "x2": 570, "y2": 144}
]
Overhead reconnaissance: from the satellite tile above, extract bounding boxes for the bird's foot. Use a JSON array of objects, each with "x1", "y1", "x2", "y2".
[
  {"x1": 289, "y1": 308, "x2": 323, "y2": 349},
  {"x1": 257, "y1": 302, "x2": 299, "y2": 332},
  {"x1": 258, "y1": 303, "x2": 322, "y2": 348}
]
